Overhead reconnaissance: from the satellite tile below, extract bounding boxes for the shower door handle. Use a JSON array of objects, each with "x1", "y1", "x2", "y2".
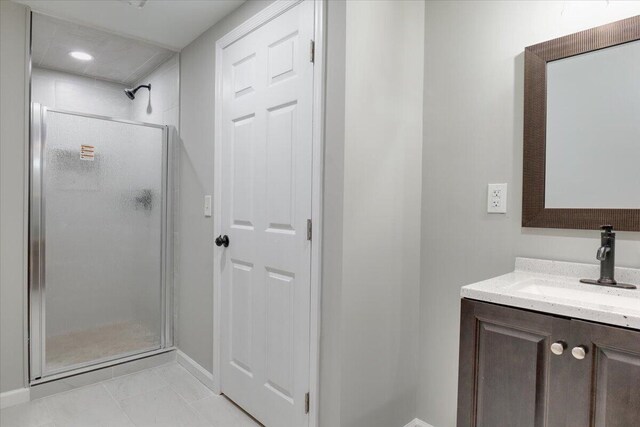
[{"x1": 215, "y1": 235, "x2": 229, "y2": 248}]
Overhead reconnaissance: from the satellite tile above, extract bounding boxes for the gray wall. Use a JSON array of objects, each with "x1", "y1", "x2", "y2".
[
  {"x1": 339, "y1": 1, "x2": 424, "y2": 426},
  {"x1": 318, "y1": 0, "x2": 346, "y2": 425},
  {"x1": 177, "y1": 0, "x2": 274, "y2": 374},
  {"x1": 0, "y1": 0, "x2": 28, "y2": 393},
  {"x1": 418, "y1": 2, "x2": 640, "y2": 426}
]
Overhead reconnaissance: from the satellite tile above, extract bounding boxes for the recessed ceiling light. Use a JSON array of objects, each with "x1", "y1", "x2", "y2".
[{"x1": 69, "y1": 51, "x2": 93, "y2": 61}]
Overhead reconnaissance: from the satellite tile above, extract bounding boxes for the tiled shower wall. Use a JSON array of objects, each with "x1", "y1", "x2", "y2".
[
  {"x1": 31, "y1": 53, "x2": 179, "y2": 128},
  {"x1": 32, "y1": 67, "x2": 132, "y2": 119},
  {"x1": 130, "y1": 54, "x2": 179, "y2": 129}
]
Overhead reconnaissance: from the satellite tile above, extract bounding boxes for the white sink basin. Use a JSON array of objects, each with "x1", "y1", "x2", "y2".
[{"x1": 510, "y1": 279, "x2": 640, "y2": 313}]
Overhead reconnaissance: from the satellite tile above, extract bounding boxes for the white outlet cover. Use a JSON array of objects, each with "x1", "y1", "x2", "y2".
[{"x1": 487, "y1": 183, "x2": 507, "y2": 214}]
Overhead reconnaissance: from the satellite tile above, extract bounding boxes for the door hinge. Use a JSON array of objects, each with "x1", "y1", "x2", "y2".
[
  {"x1": 307, "y1": 219, "x2": 312, "y2": 241},
  {"x1": 310, "y1": 40, "x2": 315, "y2": 63},
  {"x1": 305, "y1": 392, "x2": 310, "y2": 414}
]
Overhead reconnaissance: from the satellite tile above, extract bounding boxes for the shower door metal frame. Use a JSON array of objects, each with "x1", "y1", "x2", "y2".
[{"x1": 29, "y1": 103, "x2": 173, "y2": 382}]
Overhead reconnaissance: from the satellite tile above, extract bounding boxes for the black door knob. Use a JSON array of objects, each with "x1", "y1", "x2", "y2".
[{"x1": 215, "y1": 235, "x2": 229, "y2": 247}]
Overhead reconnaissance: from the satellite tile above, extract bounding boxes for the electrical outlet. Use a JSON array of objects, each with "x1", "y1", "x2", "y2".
[{"x1": 487, "y1": 183, "x2": 507, "y2": 214}]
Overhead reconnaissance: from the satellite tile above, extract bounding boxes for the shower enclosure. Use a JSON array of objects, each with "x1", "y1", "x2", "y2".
[{"x1": 29, "y1": 104, "x2": 173, "y2": 381}]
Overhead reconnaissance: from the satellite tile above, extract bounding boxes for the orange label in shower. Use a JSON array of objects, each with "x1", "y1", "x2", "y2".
[{"x1": 80, "y1": 145, "x2": 95, "y2": 160}]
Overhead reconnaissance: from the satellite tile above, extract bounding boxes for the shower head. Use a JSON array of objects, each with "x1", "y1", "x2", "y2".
[{"x1": 124, "y1": 84, "x2": 151, "y2": 100}]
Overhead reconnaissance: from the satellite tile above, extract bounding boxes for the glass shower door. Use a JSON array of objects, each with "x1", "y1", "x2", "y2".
[{"x1": 30, "y1": 105, "x2": 169, "y2": 379}]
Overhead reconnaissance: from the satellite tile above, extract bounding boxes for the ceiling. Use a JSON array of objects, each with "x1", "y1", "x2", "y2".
[
  {"x1": 14, "y1": 0, "x2": 247, "y2": 51},
  {"x1": 32, "y1": 13, "x2": 175, "y2": 85}
]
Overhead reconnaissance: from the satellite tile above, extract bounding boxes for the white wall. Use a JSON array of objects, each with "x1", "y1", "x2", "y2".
[
  {"x1": 418, "y1": 2, "x2": 640, "y2": 426},
  {"x1": 0, "y1": 0, "x2": 29, "y2": 393},
  {"x1": 177, "y1": 0, "x2": 274, "y2": 374}
]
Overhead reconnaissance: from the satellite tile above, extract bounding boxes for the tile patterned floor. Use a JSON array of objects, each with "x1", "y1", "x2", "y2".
[{"x1": 0, "y1": 362, "x2": 262, "y2": 427}]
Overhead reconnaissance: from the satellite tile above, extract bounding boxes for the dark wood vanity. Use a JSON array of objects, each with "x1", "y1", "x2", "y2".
[{"x1": 456, "y1": 299, "x2": 640, "y2": 427}]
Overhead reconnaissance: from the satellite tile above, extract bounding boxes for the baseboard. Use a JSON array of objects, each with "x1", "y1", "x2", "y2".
[
  {"x1": 403, "y1": 419, "x2": 435, "y2": 427},
  {"x1": 176, "y1": 349, "x2": 215, "y2": 391},
  {"x1": 0, "y1": 387, "x2": 30, "y2": 409}
]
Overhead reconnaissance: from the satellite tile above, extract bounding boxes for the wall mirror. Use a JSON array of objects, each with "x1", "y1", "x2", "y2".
[{"x1": 523, "y1": 16, "x2": 640, "y2": 231}]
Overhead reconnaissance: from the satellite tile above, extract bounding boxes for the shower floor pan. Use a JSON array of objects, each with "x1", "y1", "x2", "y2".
[{"x1": 45, "y1": 321, "x2": 159, "y2": 373}]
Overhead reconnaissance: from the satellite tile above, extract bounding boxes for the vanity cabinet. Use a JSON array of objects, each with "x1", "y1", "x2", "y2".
[{"x1": 457, "y1": 299, "x2": 640, "y2": 427}]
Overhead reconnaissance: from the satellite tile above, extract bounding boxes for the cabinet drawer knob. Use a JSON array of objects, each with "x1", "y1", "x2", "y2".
[
  {"x1": 572, "y1": 346, "x2": 588, "y2": 360},
  {"x1": 550, "y1": 341, "x2": 566, "y2": 355}
]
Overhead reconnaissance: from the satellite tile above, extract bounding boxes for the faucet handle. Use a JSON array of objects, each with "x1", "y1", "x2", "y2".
[{"x1": 597, "y1": 246, "x2": 610, "y2": 261}]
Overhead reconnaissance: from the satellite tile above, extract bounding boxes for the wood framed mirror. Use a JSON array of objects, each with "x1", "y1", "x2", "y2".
[{"x1": 522, "y1": 16, "x2": 640, "y2": 231}]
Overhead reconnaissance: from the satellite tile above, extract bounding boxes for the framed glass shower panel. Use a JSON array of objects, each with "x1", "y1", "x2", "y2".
[{"x1": 30, "y1": 104, "x2": 170, "y2": 380}]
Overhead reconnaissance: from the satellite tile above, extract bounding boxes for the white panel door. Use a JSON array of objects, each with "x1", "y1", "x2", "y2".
[{"x1": 219, "y1": 2, "x2": 314, "y2": 426}]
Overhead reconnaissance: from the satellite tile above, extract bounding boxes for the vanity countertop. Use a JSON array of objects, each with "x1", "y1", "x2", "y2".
[{"x1": 461, "y1": 258, "x2": 640, "y2": 330}]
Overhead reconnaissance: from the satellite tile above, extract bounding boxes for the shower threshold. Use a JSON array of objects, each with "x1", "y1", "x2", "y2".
[{"x1": 30, "y1": 346, "x2": 175, "y2": 385}]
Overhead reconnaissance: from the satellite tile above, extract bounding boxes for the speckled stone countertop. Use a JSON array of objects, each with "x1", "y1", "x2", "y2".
[{"x1": 461, "y1": 258, "x2": 640, "y2": 330}]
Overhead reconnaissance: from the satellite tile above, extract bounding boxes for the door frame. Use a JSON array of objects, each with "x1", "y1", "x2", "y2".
[{"x1": 212, "y1": 1, "x2": 325, "y2": 426}]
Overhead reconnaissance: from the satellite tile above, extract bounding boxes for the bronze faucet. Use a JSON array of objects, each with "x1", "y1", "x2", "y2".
[{"x1": 580, "y1": 225, "x2": 636, "y2": 290}]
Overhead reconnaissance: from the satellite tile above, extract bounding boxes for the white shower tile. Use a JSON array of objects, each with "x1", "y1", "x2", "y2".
[
  {"x1": 153, "y1": 363, "x2": 213, "y2": 403},
  {"x1": 31, "y1": 73, "x2": 56, "y2": 108},
  {"x1": 43, "y1": 384, "x2": 133, "y2": 427},
  {"x1": 162, "y1": 106, "x2": 179, "y2": 129},
  {"x1": 104, "y1": 369, "x2": 168, "y2": 400},
  {"x1": 118, "y1": 386, "x2": 211, "y2": 427}
]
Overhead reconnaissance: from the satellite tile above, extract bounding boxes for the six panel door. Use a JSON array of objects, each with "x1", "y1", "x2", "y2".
[{"x1": 218, "y1": 1, "x2": 315, "y2": 426}]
